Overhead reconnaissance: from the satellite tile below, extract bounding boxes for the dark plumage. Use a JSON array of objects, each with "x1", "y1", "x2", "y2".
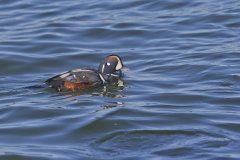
[{"x1": 45, "y1": 55, "x2": 125, "y2": 91}]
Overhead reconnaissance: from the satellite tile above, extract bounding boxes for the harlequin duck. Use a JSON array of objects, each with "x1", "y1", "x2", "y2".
[{"x1": 45, "y1": 55, "x2": 125, "y2": 91}]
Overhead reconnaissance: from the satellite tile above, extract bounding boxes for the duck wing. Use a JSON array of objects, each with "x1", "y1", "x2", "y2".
[{"x1": 45, "y1": 68, "x2": 102, "y2": 91}]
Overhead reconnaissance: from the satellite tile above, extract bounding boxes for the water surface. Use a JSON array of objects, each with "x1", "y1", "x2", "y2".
[{"x1": 1, "y1": 0, "x2": 240, "y2": 159}]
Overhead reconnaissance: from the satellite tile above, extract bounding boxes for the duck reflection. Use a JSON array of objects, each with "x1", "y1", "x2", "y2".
[{"x1": 96, "y1": 101, "x2": 124, "y2": 112}]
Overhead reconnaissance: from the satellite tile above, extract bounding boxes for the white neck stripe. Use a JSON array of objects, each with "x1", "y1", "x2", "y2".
[
  {"x1": 99, "y1": 73, "x2": 106, "y2": 84},
  {"x1": 101, "y1": 64, "x2": 105, "y2": 73}
]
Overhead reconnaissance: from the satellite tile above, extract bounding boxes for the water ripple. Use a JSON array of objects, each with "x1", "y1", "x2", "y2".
[{"x1": 1, "y1": 0, "x2": 240, "y2": 159}]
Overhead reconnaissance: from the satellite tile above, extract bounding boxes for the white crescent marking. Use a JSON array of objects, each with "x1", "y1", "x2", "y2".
[{"x1": 115, "y1": 57, "x2": 123, "y2": 70}]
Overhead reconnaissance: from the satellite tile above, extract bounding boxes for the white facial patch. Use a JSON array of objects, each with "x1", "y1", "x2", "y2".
[
  {"x1": 115, "y1": 57, "x2": 123, "y2": 70},
  {"x1": 107, "y1": 62, "x2": 111, "y2": 66}
]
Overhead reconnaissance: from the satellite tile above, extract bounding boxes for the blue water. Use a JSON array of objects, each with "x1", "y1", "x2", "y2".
[{"x1": 1, "y1": 0, "x2": 240, "y2": 159}]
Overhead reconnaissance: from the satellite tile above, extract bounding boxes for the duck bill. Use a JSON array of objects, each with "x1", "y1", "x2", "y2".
[{"x1": 121, "y1": 66, "x2": 129, "y2": 71}]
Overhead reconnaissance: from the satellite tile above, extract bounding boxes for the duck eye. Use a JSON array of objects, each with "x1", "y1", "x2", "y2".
[{"x1": 106, "y1": 62, "x2": 111, "y2": 66}]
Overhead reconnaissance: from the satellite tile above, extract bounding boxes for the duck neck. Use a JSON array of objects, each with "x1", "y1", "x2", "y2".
[{"x1": 98, "y1": 63, "x2": 115, "y2": 75}]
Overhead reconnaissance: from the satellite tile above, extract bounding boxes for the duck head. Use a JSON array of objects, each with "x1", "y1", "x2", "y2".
[{"x1": 98, "y1": 55, "x2": 124, "y2": 75}]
